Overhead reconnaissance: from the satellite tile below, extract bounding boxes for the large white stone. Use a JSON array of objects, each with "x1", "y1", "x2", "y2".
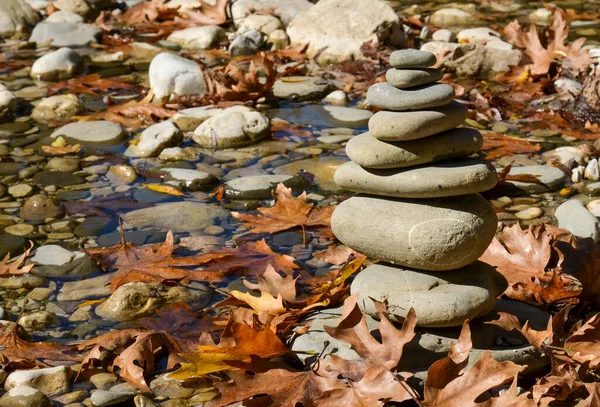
[
  {"x1": 0, "y1": 0, "x2": 39, "y2": 38},
  {"x1": 124, "y1": 121, "x2": 182, "y2": 158},
  {"x1": 149, "y1": 53, "x2": 207, "y2": 101},
  {"x1": 29, "y1": 22, "x2": 101, "y2": 47},
  {"x1": 287, "y1": 0, "x2": 400, "y2": 63},
  {"x1": 167, "y1": 26, "x2": 226, "y2": 50},
  {"x1": 30, "y1": 47, "x2": 84, "y2": 81}
]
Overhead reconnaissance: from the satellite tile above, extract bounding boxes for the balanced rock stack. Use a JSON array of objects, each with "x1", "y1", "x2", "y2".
[{"x1": 332, "y1": 49, "x2": 507, "y2": 329}]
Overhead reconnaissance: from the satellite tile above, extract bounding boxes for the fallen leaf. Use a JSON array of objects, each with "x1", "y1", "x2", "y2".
[
  {"x1": 232, "y1": 183, "x2": 334, "y2": 236},
  {"x1": 0, "y1": 242, "x2": 34, "y2": 276},
  {"x1": 41, "y1": 143, "x2": 82, "y2": 155},
  {"x1": 243, "y1": 264, "x2": 298, "y2": 302},
  {"x1": 479, "y1": 224, "x2": 581, "y2": 304},
  {"x1": 47, "y1": 74, "x2": 141, "y2": 96},
  {"x1": 86, "y1": 229, "x2": 224, "y2": 290},
  {"x1": 143, "y1": 183, "x2": 185, "y2": 196},
  {"x1": 177, "y1": 0, "x2": 229, "y2": 25},
  {"x1": 314, "y1": 246, "x2": 361, "y2": 265},
  {"x1": 481, "y1": 131, "x2": 541, "y2": 160}
]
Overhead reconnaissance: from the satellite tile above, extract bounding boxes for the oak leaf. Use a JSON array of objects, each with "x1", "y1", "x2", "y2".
[
  {"x1": 177, "y1": 0, "x2": 229, "y2": 26},
  {"x1": 243, "y1": 264, "x2": 298, "y2": 302},
  {"x1": 324, "y1": 294, "x2": 416, "y2": 370},
  {"x1": 479, "y1": 224, "x2": 581, "y2": 304},
  {"x1": 170, "y1": 321, "x2": 289, "y2": 379},
  {"x1": 75, "y1": 328, "x2": 181, "y2": 393},
  {"x1": 47, "y1": 74, "x2": 141, "y2": 96},
  {"x1": 41, "y1": 143, "x2": 82, "y2": 155},
  {"x1": 194, "y1": 239, "x2": 300, "y2": 279},
  {"x1": 77, "y1": 99, "x2": 176, "y2": 129},
  {"x1": 423, "y1": 322, "x2": 526, "y2": 406},
  {"x1": 119, "y1": 0, "x2": 169, "y2": 25},
  {"x1": 481, "y1": 131, "x2": 541, "y2": 160},
  {"x1": 0, "y1": 322, "x2": 80, "y2": 370},
  {"x1": 86, "y1": 229, "x2": 224, "y2": 291},
  {"x1": 0, "y1": 242, "x2": 34, "y2": 276},
  {"x1": 504, "y1": 10, "x2": 589, "y2": 77},
  {"x1": 314, "y1": 245, "x2": 361, "y2": 265},
  {"x1": 232, "y1": 183, "x2": 334, "y2": 235}
]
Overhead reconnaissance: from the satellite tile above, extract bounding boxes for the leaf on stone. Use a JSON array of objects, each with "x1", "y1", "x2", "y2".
[
  {"x1": 481, "y1": 132, "x2": 541, "y2": 160},
  {"x1": 0, "y1": 242, "x2": 34, "y2": 276},
  {"x1": 170, "y1": 321, "x2": 289, "y2": 379},
  {"x1": 41, "y1": 143, "x2": 82, "y2": 155},
  {"x1": 423, "y1": 322, "x2": 525, "y2": 406},
  {"x1": 232, "y1": 183, "x2": 334, "y2": 235},
  {"x1": 0, "y1": 322, "x2": 80, "y2": 370},
  {"x1": 194, "y1": 239, "x2": 300, "y2": 279},
  {"x1": 324, "y1": 294, "x2": 416, "y2": 370},
  {"x1": 76, "y1": 96, "x2": 176, "y2": 129},
  {"x1": 479, "y1": 224, "x2": 581, "y2": 304},
  {"x1": 86, "y1": 229, "x2": 225, "y2": 291},
  {"x1": 314, "y1": 245, "x2": 362, "y2": 265}
]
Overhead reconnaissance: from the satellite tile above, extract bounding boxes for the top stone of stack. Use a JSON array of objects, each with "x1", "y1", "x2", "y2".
[
  {"x1": 389, "y1": 49, "x2": 437, "y2": 68},
  {"x1": 367, "y1": 49, "x2": 455, "y2": 111}
]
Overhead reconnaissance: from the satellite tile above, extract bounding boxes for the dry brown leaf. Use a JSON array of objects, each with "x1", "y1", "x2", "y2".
[
  {"x1": 232, "y1": 183, "x2": 334, "y2": 235},
  {"x1": 479, "y1": 224, "x2": 581, "y2": 304},
  {"x1": 47, "y1": 74, "x2": 141, "y2": 96},
  {"x1": 0, "y1": 242, "x2": 34, "y2": 276},
  {"x1": 86, "y1": 229, "x2": 224, "y2": 291},
  {"x1": 243, "y1": 264, "x2": 298, "y2": 302},
  {"x1": 77, "y1": 99, "x2": 176, "y2": 129},
  {"x1": 177, "y1": 0, "x2": 229, "y2": 25},
  {"x1": 41, "y1": 144, "x2": 82, "y2": 155},
  {"x1": 314, "y1": 246, "x2": 361, "y2": 265},
  {"x1": 481, "y1": 131, "x2": 541, "y2": 160}
]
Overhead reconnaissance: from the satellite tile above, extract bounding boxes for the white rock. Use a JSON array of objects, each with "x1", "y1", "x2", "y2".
[
  {"x1": 5, "y1": 366, "x2": 70, "y2": 396},
  {"x1": 322, "y1": 90, "x2": 347, "y2": 106},
  {"x1": 124, "y1": 121, "x2": 182, "y2": 158},
  {"x1": 229, "y1": 28, "x2": 263, "y2": 57},
  {"x1": 149, "y1": 53, "x2": 207, "y2": 101},
  {"x1": 268, "y1": 29, "x2": 287, "y2": 50},
  {"x1": 530, "y1": 8, "x2": 553, "y2": 24},
  {"x1": 585, "y1": 159, "x2": 599, "y2": 181},
  {"x1": 0, "y1": 0, "x2": 40, "y2": 38},
  {"x1": 53, "y1": 0, "x2": 90, "y2": 17},
  {"x1": 555, "y1": 200, "x2": 600, "y2": 242},
  {"x1": 167, "y1": 25, "x2": 226, "y2": 50},
  {"x1": 192, "y1": 106, "x2": 270, "y2": 149},
  {"x1": 485, "y1": 38, "x2": 513, "y2": 50},
  {"x1": 587, "y1": 200, "x2": 600, "y2": 217},
  {"x1": 572, "y1": 166, "x2": 584, "y2": 183},
  {"x1": 171, "y1": 106, "x2": 222, "y2": 131},
  {"x1": 0, "y1": 386, "x2": 51, "y2": 407},
  {"x1": 30, "y1": 47, "x2": 84, "y2": 81},
  {"x1": 431, "y1": 28, "x2": 454, "y2": 42},
  {"x1": 236, "y1": 14, "x2": 282, "y2": 35},
  {"x1": 420, "y1": 41, "x2": 460, "y2": 54},
  {"x1": 29, "y1": 22, "x2": 101, "y2": 47},
  {"x1": 45, "y1": 10, "x2": 83, "y2": 23},
  {"x1": 287, "y1": 0, "x2": 401, "y2": 64},
  {"x1": 0, "y1": 83, "x2": 16, "y2": 122},
  {"x1": 231, "y1": 0, "x2": 313, "y2": 26},
  {"x1": 429, "y1": 7, "x2": 480, "y2": 27},
  {"x1": 457, "y1": 27, "x2": 500, "y2": 44}
]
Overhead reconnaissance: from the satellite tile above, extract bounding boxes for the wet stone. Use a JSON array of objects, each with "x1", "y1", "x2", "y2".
[
  {"x1": 0, "y1": 163, "x2": 26, "y2": 176},
  {"x1": 273, "y1": 156, "x2": 348, "y2": 191},
  {"x1": 0, "y1": 386, "x2": 52, "y2": 407},
  {"x1": 30, "y1": 245, "x2": 94, "y2": 279},
  {"x1": 8, "y1": 184, "x2": 33, "y2": 198},
  {"x1": 4, "y1": 224, "x2": 34, "y2": 236},
  {"x1": 20, "y1": 194, "x2": 64, "y2": 222},
  {"x1": 57, "y1": 190, "x2": 90, "y2": 201},
  {"x1": 33, "y1": 171, "x2": 85, "y2": 187},
  {"x1": 74, "y1": 217, "x2": 116, "y2": 237},
  {"x1": 269, "y1": 105, "x2": 372, "y2": 128},
  {"x1": 50, "y1": 121, "x2": 125, "y2": 146},
  {"x1": 0, "y1": 234, "x2": 26, "y2": 258},
  {"x1": 224, "y1": 174, "x2": 307, "y2": 200},
  {"x1": 272, "y1": 76, "x2": 334, "y2": 101}
]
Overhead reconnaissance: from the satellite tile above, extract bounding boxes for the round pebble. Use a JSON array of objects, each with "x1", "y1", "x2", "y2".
[
  {"x1": 515, "y1": 207, "x2": 543, "y2": 220},
  {"x1": 4, "y1": 224, "x2": 35, "y2": 236}
]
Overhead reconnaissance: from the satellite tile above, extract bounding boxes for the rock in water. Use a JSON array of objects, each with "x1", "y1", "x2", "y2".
[
  {"x1": 368, "y1": 101, "x2": 467, "y2": 141},
  {"x1": 50, "y1": 121, "x2": 125, "y2": 145},
  {"x1": 367, "y1": 82, "x2": 455, "y2": 111},
  {"x1": 149, "y1": 53, "x2": 207, "y2": 101},
  {"x1": 334, "y1": 159, "x2": 497, "y2": 198},
  {"x1": 30, "y1": 47, "x2": 84, "y2": 81},
  {"x1": 555, "y1": 199, "x2": 600, "y2": 242},
  {"x1": 331, "y1": 194, "x2": 497, "y2": 271},
  {"x1": 351, "y1": 262, "x2": 506, "y2": 327},
  {"x1": 345, "y1": 129, "x2": 482, "y2": 169}
]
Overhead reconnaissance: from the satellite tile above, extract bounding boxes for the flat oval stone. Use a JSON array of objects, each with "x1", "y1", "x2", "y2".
[
  {"x1": 351, "y1": 262, "x2": 506, "y2": 327},
  {"x1": 385, "y1": 68, "x2": 443, "y2": 88},
  {"x1": 369, "y1": 101, "x2": 467, "y2": 141},
  {"x1": 346, "y1": 129, "x2": 482, "y2": 169},
  {"x1": 367, "y1": 82, "x2": 455, "y2": 111},
  {"x1": 390, "y1": 49, "x2": 437, "y2": 68},
  {"x1": 50, "y1": 121, "x2": 125, "y2": 146},
  {"x1": 334, "y1": 159, "x2": 497, "y2": 198},
  {"x1": 331, "y1": 194, "x2": 497, "y2": 271}
]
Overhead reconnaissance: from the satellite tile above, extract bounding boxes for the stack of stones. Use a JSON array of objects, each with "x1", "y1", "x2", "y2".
[{"x1": 332, "y1": 50, "x2": 507, "y2": 332}]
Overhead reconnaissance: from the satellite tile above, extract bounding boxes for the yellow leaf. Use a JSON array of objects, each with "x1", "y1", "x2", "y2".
[
  {"x1": 77, "y1": 299, "x2": 105, "y2": 308},
  {"x1": 168, "y1": 352, "x2": 251, "y2": 379},
  {"x1": 143, "y1": 184, "x2": 184, "y2": 196},
  {"x1": 231, "y1": 290, "x2": 286, "y2": 316},
  {"x1": 52, "y1": 136, "x2": 67, "y2": 147}
]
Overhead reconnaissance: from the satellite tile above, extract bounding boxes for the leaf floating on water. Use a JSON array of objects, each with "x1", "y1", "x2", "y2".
[{"x1": 143, "y1": 183, "x2": 185, "y2": 196}]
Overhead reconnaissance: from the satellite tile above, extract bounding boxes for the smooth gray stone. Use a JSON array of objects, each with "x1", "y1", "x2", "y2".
[
  {"x1": 385, "y1": 68, "x2": 443, "y2": 88},
  {"x1": 346, "y1": 129, "x2": 482, "y2": 169},
  {"x1": 368, "y1": 101, "x2": 468, "y2": 141},
  {"x1": 29, "y1": 22, "x2": 101, "y2": 47},
  {"x1": 503, "y1": 165, "x2": 567, "y2": 194},
  {"x1": 50, "y1": 121, "x2": 125, "y2": 146},
  {"x1": 351, "y1": 262, "x2": 506, "y2": 327},
  {"x1": 90, "y1": 389, "x2": 135, "y2": 407},
  {"x1": 367, "y1": 82, "x2": 455, "y2": 111},
  {"x1": 334, "y1": 159, "x2": 497, "y2": 198},
  {"x1": 389, "y1": 49, "x2": 437, "y2": 68},
  {"x1": 224, "y1": 174, "x2": 308, "y2": 200},
  {"x1": 122, "y1": 202, "x2": 229, "y2": 233},
  {"x1": 555, "y1": 199, "x2": 600, "y2": 242},
  {"x1": 331, "y1": 194, "x2": 497, "y2": 271}
]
